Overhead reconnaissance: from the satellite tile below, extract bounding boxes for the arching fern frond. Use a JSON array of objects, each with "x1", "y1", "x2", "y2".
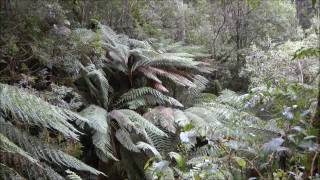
[
  {"x1": 0, "y1": 163, "x2": 25, "y2": 180},
  {"x1": 150, "y1": 53, "x2": 199, "y2": 69},
  {"x1": 146, "y1": 67, "x2": 196, "y2": 88},
  {"x1": 1, "y1": 133, "x2": 65, "y2": 179},
  {"x1": 81, "y1": 68, "x2": 111, "y2": 109},
  {"x1": 136, "y1": 141, "x2": 161, "y2": 159},
  {"x1": 109, "y1": 109, "x2": 167, "y2": 153},
  {"x1": 78, "y1": 105, "x2": 118, "y2": 161},
  {"x1": 144, "y1": 106, "x2": 176, "y2": 134},
  {"x1": 115, "y1": 129, "x2": 140, "y2": 152},
  {"x1": 112, "y1": 109, "x2": 167, "y2": 137},
  {"x1": 66, "y1": 169, "x2": 83, "y2": 180},
  {"x1": 115, "y1": 87, "x2": 183, "y2": 109},
  {"x1": 215, "y1": 89, "x2": 248, "y2": 109},
  {"x1": 147, "y1": 129, "x2": 178, "y2": 155},
  {"x1": 0, "y1": 122, "x2": 105, "y2": 176},
  {"x1": 0, "y1": 151, "x2": 65, "y2": 180},
  {"x1": 0, "y1": 133, "x2": 36, "y2": 163},
  {"x1": 0, "y1": 83, "x2": 88, "y2": 140}
]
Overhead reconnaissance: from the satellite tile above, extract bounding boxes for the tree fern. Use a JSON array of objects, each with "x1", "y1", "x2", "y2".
[
  {"x1": 78, "y1": 105, "x2": 118, "y2": 161},
  {"x1": 0, "y1": 133, "x2": 65, "y2": 179},
  {"x1": 0, "y1": 122, "x2": 105, "y2": 176},
  {"x1": 0, "y1": 83, "x2": 88, "y2": 139}
]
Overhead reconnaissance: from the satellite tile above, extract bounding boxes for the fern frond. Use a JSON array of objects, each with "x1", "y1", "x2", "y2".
[
  {"x1": 110, "y1": 109, "x2": 167, "y2": 153},
  {"x1": 0, "y1": 83, "x2": 88, "y2": 139},
  {"x1": 79, "y1": 105, "x2": 118, "y2": 161},
  {"x1": 109, "y1": 110, "x2": 154, "y2": 146},
  {"x1": 0, "y1": 122, "x2": 105, "y2": 176},
  {"x1": 116, "y1": 87, "x2": 183, "y2": 108},
  {"x1": 82, "y1": 69, "x2": 111, "y2": 109},
  {"x1": 115, "y1": 129, "x2": 140, "y2": 152},
  {"x1": 147, "y1": 128, "x2": 178, "y2": 154},
  {"x1": 173, "y1": 109, "x2": 190, "y2": 127},
  {"x1": 151, "y1": 53, "x2": 199, "y2": 69},
  {"x1": 145, "y1": 160, "x2": 174, "y2": 180},
  {"x1": 136, "y1": 141, "x2": 161, "y2": 159},
  {"x1": 138, "y1": 67, "x2": 162, "y2": 83},
  {"x1": 1, "y1": 133, "x2": 66, "y2": 179},
  {"x1": 0, "y1": 151, "x2": 65, "y2": 180},
  {"x1": 0, "y1": 163, "x2": 25, "y2": 180},
  {"x1": 153, "y1": 82, "x2": 169, "y2": 93},
  {"x1": 0, "y1": 133, "x2": 36, "y2": 163},
  {"x1": 144, "y1": 106, "x2": 176, "y2": 134},
  {"x1": 147, "y1": 67, "x2": 196, "y2": 88},
  {"x1": 66, "y1": 169, "x2": 83, "y2": 180},
  {"x1": 216, "y1": 89, "x2": 247, "y2": 109},
  {"x1": 117, "y1": 109, "x2": 167, "y2": 137}
]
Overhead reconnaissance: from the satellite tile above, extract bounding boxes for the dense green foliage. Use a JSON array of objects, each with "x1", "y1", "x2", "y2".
[{"x1": 0, "y1": 0, "x2": 319, "y2": 179}]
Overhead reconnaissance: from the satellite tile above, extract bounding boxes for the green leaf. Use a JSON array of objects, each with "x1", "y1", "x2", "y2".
[
  {"x1": 234, "y1": 157, "x2": 246, "y2": 168},
  {"x1": 183, "y1": 123, "x2": 194, "y2": 131},
  {"x1": 169, "y1": 152, "x2": 185, "y2": 170}
]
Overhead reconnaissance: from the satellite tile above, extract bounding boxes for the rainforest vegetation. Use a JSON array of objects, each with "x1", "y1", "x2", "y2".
[{"x1": 0, "y1": 0, "x2": 319, "y2": 179}]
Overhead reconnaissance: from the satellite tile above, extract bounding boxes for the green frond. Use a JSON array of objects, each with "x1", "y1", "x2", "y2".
[
  {"x1": 1, "y1": 133, "x2": 65, "y2": 179},
  {"x1": 82, "y1": 69, "x2": 111, "y2": 109},
  {"x1": 136, "y1": 141, "x2": 161, "y2": 159},
  {"x1": 66, "y1": 169, "x2": 83, "y2": 180},
  {"x1": 0, "y1": 122, "x2": 105, "y2": 176},
  {"x1": 116, "y1": 87, "x2": 183, "y2": 109},
  {"x1": 138, "y1": 67, "x2": 162, "y2": 83},
  {"x1": 145, "y1": 160, "x2": 174, "y2": 180},
  {"x1": 190, "y1": 93, "x2": 217, "y2": 105},
  {"x1": 147, "y1": 67, "x2": 196, "y2": 88},
  {"x1": 216, "y1": 89, "x2": 248, "y2": 109},
  {"x1": 110, "y1": 109, "x2": 167, "y2": 153},
  {"x1": 0, "y1": 163, "x2": 25, "y2": 180},
  {"x1": 151, "y1": 53, "x2": 199, "y2": 68},
  {"x1": 0, "y1": 133, "x2": 36, "y2": 163},
  {"x1": 173, "y1": 109, "x2": 190, "y2": 127},
  {"x1": 118, "y1": 109, "x2": 167, "y2": 137},
  {"x1": 147, "y1": 129, "x2": 178, "y2": 154},
  {"x1": 115, "y1": 129, "x2": 140, "y2": 152},
  {"x1": 293, "y1": 47, "x2": 320, "y2": 60},
  {"x1": 79, "y1": 105, "x2": 118, "y2": 161},
  {"x1": 144, "y1": 106, "x2": 176, "y2": 134},
  {"x1": 0, "y1": 151, "x2": 65, "y2": 180},
  {"x1": 0, "y1": 83, "x2": 88, "y2": 139}
]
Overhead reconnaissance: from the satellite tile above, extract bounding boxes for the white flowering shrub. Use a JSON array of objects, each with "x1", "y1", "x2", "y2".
[{"x1": 241, "y1": 32, "x2": 319, "y2": 87}]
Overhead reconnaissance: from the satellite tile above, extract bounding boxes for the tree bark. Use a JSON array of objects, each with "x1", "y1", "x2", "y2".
[{"x1": 295, "y1": 0, "x2": 312, "y2": 29}]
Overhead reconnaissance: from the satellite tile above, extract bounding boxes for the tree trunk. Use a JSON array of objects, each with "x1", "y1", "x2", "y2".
[
  {"x1": 295, "y1": 0, "x2": 312, "y2": 29},
  {"x1": 175, "y1": 0, "x2": 185, "y2": 42}
]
